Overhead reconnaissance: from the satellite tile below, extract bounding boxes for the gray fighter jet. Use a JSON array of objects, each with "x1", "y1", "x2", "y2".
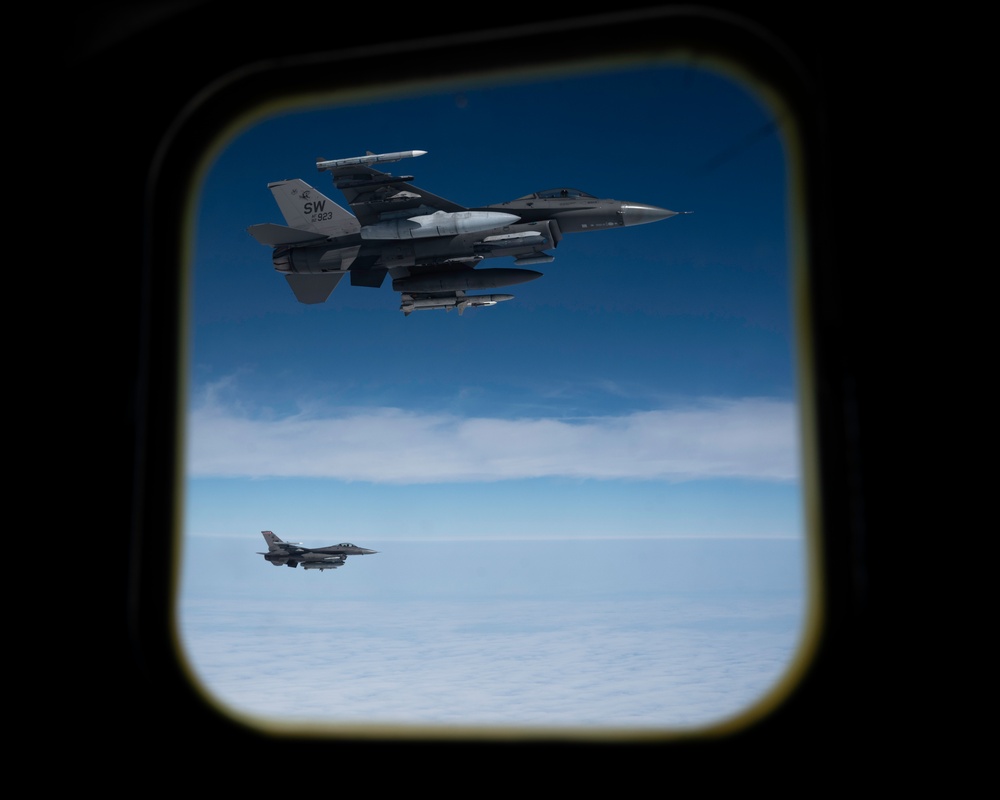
[
  {"x1": 257, "y1": 530, "x2": 378, "y2": 571},
  {"x1": 248, "y1": 150, "x2": 682, "y2": 315}
]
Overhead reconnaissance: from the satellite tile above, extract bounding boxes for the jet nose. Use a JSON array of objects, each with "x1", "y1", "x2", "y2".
[
  {"x1": 620, "y1": 203, "x2": 679, "y2": 226},
  {"x1": 361, "y1": 548, "x2": 378, "y2": 555}
]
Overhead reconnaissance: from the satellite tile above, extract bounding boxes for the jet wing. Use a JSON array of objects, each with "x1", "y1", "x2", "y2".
[{"x1": 319, "y1": 158, "x2": 466, "y2": 228}]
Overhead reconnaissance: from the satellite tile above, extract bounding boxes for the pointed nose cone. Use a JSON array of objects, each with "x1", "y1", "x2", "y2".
[
  {"x1": 360, "y1": 548, "x2": 378, "y2": 555},
  {"x1": 620, "y1": 203, "x2": 679, "y2": 226}
]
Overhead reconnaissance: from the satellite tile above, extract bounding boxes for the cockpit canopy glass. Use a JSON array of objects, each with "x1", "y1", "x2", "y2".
[{"x1": 517, "y1": 188, "x2": 597, "y2": 200}]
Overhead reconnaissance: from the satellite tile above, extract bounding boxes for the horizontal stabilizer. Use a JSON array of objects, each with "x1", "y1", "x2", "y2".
[
  {"x1": 248, "y1": 223, "x2": 330, "y2": 246},
  {"x1": 286, "y1": 273, "x2": 344, "y2": 304}
]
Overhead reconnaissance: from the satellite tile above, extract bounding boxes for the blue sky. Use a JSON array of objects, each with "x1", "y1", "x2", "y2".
[{"x1": 177, "y1": 60, "x2": 812, "y2": 734}]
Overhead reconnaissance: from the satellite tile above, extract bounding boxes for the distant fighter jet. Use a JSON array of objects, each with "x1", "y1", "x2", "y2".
[
  {"x1": 257, "y1": 530, "x2": 378, "y2": 571},
  {"x1": 248, "y1": 150, "x2": 682, "y2": 315}
]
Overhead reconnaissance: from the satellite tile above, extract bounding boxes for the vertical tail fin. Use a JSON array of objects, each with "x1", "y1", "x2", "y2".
[
  {"x1": 261, "y1": 530, "x2": 282, "y2": 546},
  {"x1": 267, "y1": 179, "x2": 360, "y2": 237},
  {"x1": 260, "y1": 531, "x2": 289, "y2": 567}
]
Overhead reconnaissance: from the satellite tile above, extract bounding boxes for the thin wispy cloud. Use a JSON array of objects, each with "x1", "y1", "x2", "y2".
[{"x1": 187, "y1": 388, "x2": 799, "y2": 483}]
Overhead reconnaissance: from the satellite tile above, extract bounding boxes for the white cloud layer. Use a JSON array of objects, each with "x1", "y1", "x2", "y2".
[
  {"x1": 187, "y1": 393, "x2": 799, "y2": 483},
  {"x1": 180, "y1": 592, "x2": 805, "y2": 730}
]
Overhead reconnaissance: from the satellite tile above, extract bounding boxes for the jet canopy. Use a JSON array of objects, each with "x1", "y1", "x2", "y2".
[{"x1": 516, "y1": 188, "x2": 597, "y2": 200}]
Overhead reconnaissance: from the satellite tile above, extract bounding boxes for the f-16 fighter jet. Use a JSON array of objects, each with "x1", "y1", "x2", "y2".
[
  {"x1": 248, "y1": 150, "x2": 681, "y2": 315},
  {"x1": 257, "y1": 531, "x2": 378, "y2": 571}
]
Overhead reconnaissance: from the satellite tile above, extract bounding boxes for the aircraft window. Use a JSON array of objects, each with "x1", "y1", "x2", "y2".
[{"x1": 177, "y1": 57, "x2": 813, "y2": 739}]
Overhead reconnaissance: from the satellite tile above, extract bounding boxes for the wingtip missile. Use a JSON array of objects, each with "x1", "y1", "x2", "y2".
[{"x1": 317, "y1": 150, "x2": 428, "y2": 171}]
